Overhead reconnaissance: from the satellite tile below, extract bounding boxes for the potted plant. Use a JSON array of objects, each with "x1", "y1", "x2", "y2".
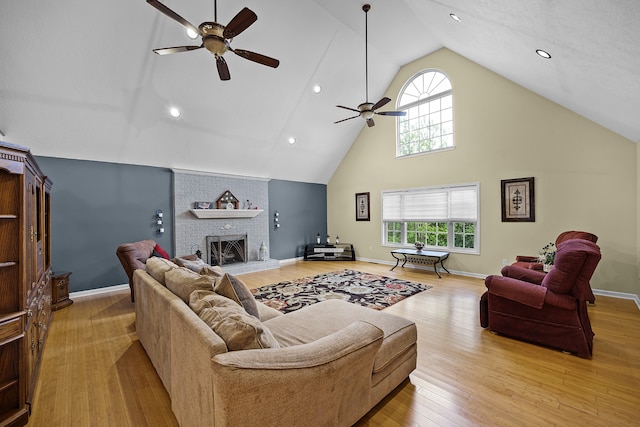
[{"x1": 539, "y1": 243, "x2": 556, "y2": 272}]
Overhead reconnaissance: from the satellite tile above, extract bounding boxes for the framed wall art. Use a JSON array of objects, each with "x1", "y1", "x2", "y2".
[
  {"x1": 355, "y1": 192, "x2": 370, "y2": 221},
  {"x1": 501, "y1": 177, "x2": 535, "y2": 222}
]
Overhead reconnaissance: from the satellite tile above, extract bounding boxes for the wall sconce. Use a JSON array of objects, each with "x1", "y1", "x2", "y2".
[
  {"x1": 155, "y1": 209, "x2": 164, "y2": 237},
  {"x1": 274, "y1": 211, "x2": 281, "y2": 229}
]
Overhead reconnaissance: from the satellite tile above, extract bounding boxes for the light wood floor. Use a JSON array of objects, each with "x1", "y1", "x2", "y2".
[{"x1": 28, "y1": 261, "x2": 640, "y2": 426}]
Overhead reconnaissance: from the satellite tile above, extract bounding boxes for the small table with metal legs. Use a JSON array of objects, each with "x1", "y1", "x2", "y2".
[{"x1": 390, "y1": 249, "x2": 450, "y2": 278}]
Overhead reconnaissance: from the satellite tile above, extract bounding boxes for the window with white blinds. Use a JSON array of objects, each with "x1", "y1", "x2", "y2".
[{"x1": 382, "y1": 183, "x2": 479, "y2": 253}]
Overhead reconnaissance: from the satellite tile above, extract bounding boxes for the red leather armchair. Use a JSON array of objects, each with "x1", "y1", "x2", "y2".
[
  {"x1": 480, "y1": 239, "x2": 601, "y2": 358},
  {"x1": 512, "y1": 230, "x2": 598, "y2": 271}
]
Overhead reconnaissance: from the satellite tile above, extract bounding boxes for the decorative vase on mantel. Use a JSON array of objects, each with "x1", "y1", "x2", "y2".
[{"x1": 543, "y1": 263, "x2": 553, "y2": 272}]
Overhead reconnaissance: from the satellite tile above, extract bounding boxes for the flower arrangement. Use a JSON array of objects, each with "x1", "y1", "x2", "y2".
[{"x1": 539, "y1": 242, "x2": 556, "y2": 265}]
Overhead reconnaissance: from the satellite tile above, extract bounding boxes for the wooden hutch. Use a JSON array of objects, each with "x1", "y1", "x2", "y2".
[{"x1": 0, "y1": 142, "x2": 52, "y2": 426}]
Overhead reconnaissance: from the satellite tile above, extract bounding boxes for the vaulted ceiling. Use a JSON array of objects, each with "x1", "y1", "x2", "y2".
[{"x1": 1, "y1": 1, "x2": 639, "y2": 184}]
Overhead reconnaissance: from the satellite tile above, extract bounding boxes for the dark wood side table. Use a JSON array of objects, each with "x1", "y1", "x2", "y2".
[{"x1": 51, "y1": 271, "x2": 73, "y2": 311}]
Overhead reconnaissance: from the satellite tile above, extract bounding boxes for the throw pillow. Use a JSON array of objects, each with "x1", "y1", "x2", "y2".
[
  {"x1": 145, "y1": 256, "x2": 179, "y2": 286},
  {"x1": 215, "y1": 273, "x2": 259, "y2": 318},
  {"x1": 173, "y1": 256, "x2": 208, "y2": 273},
  {"x1": 153, "y1": 244, "x2": 171, "y2": 259},
  {"x1": 165, "y1": 267, "x2": 217, "y2": 303},
  {"x1": 189, "y1": 290, "x2": 239, "y2": 315},
  {"x1": 201, "y1": 265, "x2": 224, "y2": 279},
  {"x1": 191, "y1": 293, "x2": 280, "y2": 351}
]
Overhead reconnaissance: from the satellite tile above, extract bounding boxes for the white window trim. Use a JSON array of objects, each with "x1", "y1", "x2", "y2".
[
  {"x1": 381, "y1": 183, "x2": 480, "y2": 255},
  {"x1": 396, "y1": 69, "x2": 454, "y2": 158}
]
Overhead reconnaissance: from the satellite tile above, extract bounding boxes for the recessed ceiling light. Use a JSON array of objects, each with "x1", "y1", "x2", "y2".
[
  {"x1": 288, "y1": 137, "x2": 296, "y2": 145},
  {"x1": 312, "y1": 84, "x2": 322, "y2": 94},
  {"x1": 450, "y1": 13, "x2": 461, "y2": 22},
  {"x1": 169, "y1": 107, "x2": 181, "y2": 118},
  {"x1": 536, "y1": 49, "x2": 552, "y2": 59},
  {"x1": 186, "y1": 28, "x2": 199, "y2": 39}
]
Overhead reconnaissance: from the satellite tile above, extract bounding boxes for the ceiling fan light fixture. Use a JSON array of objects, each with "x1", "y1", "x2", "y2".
[
  {"x1": 449, "y1": 13, "x2": 462, "y2": 22},
  {"x1": 186, "y1": 28, "x2": 199, "y2": 39}
]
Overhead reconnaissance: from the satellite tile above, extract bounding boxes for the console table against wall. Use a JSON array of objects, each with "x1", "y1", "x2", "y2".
[
  {"x1": 390, "y1": 249, "x2": 450, "y2": 278},
  {"x1": 304, "y1": 244, "x2": 355, "y2": 261}
]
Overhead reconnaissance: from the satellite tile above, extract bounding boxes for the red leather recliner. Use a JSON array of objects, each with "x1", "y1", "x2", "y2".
[
  {"x1": 480, "y1": 239, "x2": 601, "y2": 358},
  {"x1": 512, "y1": 230, "x2": 598, "y2": 271}
]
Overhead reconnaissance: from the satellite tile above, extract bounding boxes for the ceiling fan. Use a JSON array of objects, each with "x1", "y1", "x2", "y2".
[
  {"x1": 335, "y1": 4, "x2": 406, "y2": 127},
  {"x1": 146, "y1": 0, "x2": 279, "y2": 81}
]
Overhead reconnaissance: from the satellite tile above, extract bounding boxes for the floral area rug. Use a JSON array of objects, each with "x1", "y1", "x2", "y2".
[{"x1": 251, "y1": 269, "x2": 432, "y2": 314}]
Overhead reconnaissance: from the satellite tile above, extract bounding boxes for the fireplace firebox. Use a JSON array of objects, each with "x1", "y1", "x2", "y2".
[{"x1": 206, "y1": 234, "x2": 248, "y2": 266}]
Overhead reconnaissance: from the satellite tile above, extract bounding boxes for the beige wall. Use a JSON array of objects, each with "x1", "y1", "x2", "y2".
[{"x1": 327, "y1": 48, "x2": 638, "y2": 295}]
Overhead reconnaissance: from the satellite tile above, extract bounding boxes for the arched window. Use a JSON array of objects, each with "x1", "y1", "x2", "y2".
[{"x1": 397, "y1": 70, "x2": 453, "y2": 157}]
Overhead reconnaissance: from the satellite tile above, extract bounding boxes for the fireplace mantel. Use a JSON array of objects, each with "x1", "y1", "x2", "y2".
[{"x1": 190, "y1": 209, "x2": 264, "y2": 219}]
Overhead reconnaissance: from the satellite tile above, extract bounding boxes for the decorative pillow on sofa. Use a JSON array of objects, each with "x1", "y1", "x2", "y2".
[
  {"x1": 165, "y1": 267, "x2": 217, "y2": 303},
  {"x1": 152, "y1": 243, "x2": 171, "y2": 259},
  {"x1": 173, "y1": 256, "x2": 208, "y2": 273},
  {"x1": 201, "y1": 265, "x2": 224, "y2": 279},
  {"x1": 189, "y1": 291, "x2": 279, "y2": 351},
  {"x1": 215, "y1": 273, "x2": 259, "y2": 318},
  {"x1": 145, "y1": 257, "x2": 179, "y2": 286}
]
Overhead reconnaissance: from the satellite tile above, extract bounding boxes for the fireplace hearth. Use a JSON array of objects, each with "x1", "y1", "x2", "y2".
[{"x1": 206, "y1": 234, "x2": 248, "y2": 266}]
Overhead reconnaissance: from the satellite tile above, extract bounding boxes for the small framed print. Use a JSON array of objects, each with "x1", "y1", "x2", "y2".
[
  {"x1": 355, "y1": 192, "x2": 370, "y2": 221},
  {"x1": 501, "y1": 177, "x2": 535, "y2": 222}
]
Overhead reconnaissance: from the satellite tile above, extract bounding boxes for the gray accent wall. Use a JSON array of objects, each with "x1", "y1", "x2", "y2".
[
  {"x1": 35, "y1": 156, "x2": 173, "y2": 292},
  {"x1": 31, "y1": 158, "x2": 327, "y2": 292},
  {"x1": 268, "y1": 179, "x2": 327, "y2": 259}
]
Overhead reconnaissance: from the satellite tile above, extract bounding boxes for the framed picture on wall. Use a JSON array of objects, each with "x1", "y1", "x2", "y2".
[
  {"x1": 501, "y1": 177, "x2": 535, "y2": 222},
  {"x1": 355, "y1": 192, "x2": 370, "y2": 221}
]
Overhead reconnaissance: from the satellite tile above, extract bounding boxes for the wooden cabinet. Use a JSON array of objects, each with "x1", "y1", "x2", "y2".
[
  {"x1": 0, "y1": 142, "x2": 52, "y2": 426},
  {"x1": 51, "y1": 272, "x2": 73, "y2": 311}
]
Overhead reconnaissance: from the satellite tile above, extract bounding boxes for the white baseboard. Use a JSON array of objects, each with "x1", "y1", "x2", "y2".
[
  {"x1": 592, "y1": 289, "x2": 640, "y2": 310},
  {"x1": 70, "y1": 284, "x2": 130, "y2": 299}
]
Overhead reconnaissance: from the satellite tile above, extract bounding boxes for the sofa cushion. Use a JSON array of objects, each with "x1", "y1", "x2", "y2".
[
  {"x1": 215, "y1": 273, "x2": 259, "y2": 318},
  {"x1": 145, "y1": 256, "x2": 179, "y2": 286},
  {"x1": 189, "y1": 291, "x2": 279, "y2": 351},
  {"x1": 173, "y1": 256, "x2": 208, "y2": 273},
  {"x1": 165, "y1": 267, "x2": 217, "y2": 303},
  {"x1": 264, "y1": 299, "x2": 416, "y2": 376}
]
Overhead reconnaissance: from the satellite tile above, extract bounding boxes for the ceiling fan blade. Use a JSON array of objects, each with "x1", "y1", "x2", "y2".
[
  {"x1": 153, "y1": 45, "x2": 203, "y2": 55},
  {"x1": 336, "y1": 105, "x2": 360, "y2": 113},
  {"x1": 334, "y1": 115, "x2": 360, "y2": 124},
  {"x1": 376, "y1": 110, "x2": 407, "y2": 117},
  {"x1": 371, "y1": 97, "x2": 391, "y2": 111},
  {"x1": 232, "y1": 49, "x2": 280, "y2": 68},
  {"x1": 146, "y1": 0, "x2": 200, "y2": 36},
  {"x1": 216, "y1": 56, "x2": 231, "y2": 80},
  {"x1": 366, "y1": 118, "x2": 375, "y2": 127},
  {"x1": 223, "y1": 7, "x2": 258, "y2": 39}
]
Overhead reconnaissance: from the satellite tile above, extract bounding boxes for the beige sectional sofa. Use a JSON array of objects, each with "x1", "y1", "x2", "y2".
[{"x1": 133, "y1": 258, "x2": 417, "y2": 427}]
